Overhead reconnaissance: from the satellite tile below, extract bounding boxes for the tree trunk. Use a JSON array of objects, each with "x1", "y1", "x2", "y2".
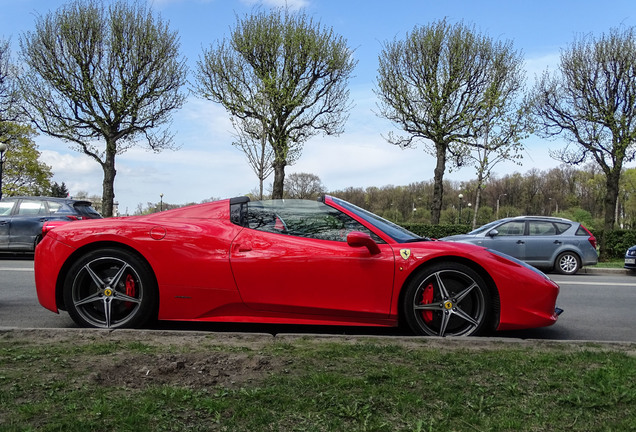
[
  {"x1": 600, "y1": 168, "x2": 621, "y2": 260},
  {"x1": 430, "y1": 143, "x2": 447, "y2": 225},
  {"x1": 101, "y1": 142, "x2": 117, "y2": 217},
  {"x1": 473, "y1": 176, "x2": 484, "y2": 230},
  {"x1": 271, "y1": 159, "x2": 286, "y2": 199}
]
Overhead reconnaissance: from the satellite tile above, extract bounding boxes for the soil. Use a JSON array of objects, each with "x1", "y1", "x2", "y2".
[{"x1": 2, "y1": 328, "x2": 636, "y2": 391}]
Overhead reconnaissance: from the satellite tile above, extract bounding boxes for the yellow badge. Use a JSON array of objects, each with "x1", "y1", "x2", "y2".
[
  {"x1": 104, "y1": 288, "x2": 113, "y2": 297},
  {"x1": 400, "y1": 249, "x2": 411, "y2": 260}
]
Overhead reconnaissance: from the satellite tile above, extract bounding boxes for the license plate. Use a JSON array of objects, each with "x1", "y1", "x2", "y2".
[{"x1": 625, "y1": 258, "x2": 635, "y2": 265}]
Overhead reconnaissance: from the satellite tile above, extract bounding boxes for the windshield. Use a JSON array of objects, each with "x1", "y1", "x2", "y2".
[
  {"x1": 330, "y1": 196, "x2": 423, "y2": 243},
  {"x1": 468, "y1": 219, "x2": 504, "y2": 235}
]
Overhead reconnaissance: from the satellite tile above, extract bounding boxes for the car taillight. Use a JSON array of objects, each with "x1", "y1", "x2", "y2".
[
  {"x1": 581, "y1": 225, "x2": 596, "y2": 249},
  {"x1": 42, "y1": 221, "x2": 69, "y2": 237}
]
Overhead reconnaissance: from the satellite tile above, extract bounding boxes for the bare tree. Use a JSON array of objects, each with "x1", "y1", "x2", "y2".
[
  {"x1": 195, "y1": 8, "x2": 356, "y2": 199},
  {"x1": 528, "y1": 26, "x2": 636, "y2": 257},
  {"x1": 284, "y1": 172, "x2": 326, "y2": 199},
  {"x1": 376, "y1": 19, "x2": 525, "y2": 224},
  {"x1": 19, "y1": 0, "x2": 187, "y2": 216},
  {"x1": 0, "y1": 39, "x2": 18, "y2": 124},
  {"x1": 463, "y1": 86, "x2": 528, "y2": 229},
  {"x1": 230, "y1": 114, "x2": 299, "y2": 200}
]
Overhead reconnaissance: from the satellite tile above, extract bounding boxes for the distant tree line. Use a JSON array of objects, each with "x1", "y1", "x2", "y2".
[{"x1": 330, "y1": 164, "x2": 636, "y2": 232}]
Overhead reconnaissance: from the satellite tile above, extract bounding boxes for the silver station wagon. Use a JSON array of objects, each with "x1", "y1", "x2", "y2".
[{"x1": 441, "y1": 216, "x2": 598, "y2": 275}]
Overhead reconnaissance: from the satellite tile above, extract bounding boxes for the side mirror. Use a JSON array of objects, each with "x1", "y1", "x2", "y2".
[
  {"x1": 488, "y1": 229, "x2": 499, "y2": 237},
  {"x1": 347, "y1": 231, "x2": 381, "y2": 255}
]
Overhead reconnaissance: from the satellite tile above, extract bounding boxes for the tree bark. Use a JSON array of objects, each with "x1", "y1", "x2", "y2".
[
  {"x1": 430, "y1": 143, "x2": 447, "y2": 225},
  {"x1": 272, "y1": 160, "x2": 286, "y2": 200},
  {"x1": 600, "y1": 168, "x2": 621, "y2": 259},
  {"x1": 101, "y1": 141, "x2": 117, "y2": 217}
]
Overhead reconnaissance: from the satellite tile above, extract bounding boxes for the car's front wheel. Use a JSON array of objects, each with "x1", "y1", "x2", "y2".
[
  {"x1": 63, "y1": 248, "x2": 157, "y2": 329},
  {"x1": 402, "y1": 262, "x2": 492, "y2": 337},
  {"x1": 555, "y1": 251, "x2": 581, "y2": 275}
]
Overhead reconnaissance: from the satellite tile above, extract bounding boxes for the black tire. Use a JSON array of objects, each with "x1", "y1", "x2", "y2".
[
  {"x1": 555, "y1": 251, "x2": 580, "y2": 275},
  {"x1": 63, "y1": 248, "x2": 157, "y2": 329},
  {"x1": 402, "y1": 262, "x2": 491, "y2": 337}
]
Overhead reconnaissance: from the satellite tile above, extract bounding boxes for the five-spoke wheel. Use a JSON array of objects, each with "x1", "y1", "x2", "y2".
[
  {"x1": 63, "y1": 249, "x2": 157, "y2": 329},
  {"x1": 403, "y1": 263, "x2": 492, "y2": 337}
]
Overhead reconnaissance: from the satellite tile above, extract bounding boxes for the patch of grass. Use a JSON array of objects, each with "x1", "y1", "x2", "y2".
[
  {"x1": 1, "y1": 334, "x2": 635, "y2": 431},
  {"x1": 594, "y1": 259, "x2": 624, "y2": 268}
]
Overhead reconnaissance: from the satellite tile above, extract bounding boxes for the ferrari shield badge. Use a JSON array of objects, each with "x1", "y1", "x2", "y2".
[{"x1": 400, "y1": 249, "x2": 411, "y2": 260}]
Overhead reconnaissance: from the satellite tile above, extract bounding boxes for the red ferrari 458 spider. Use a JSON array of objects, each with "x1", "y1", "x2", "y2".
[{"x1": 34, "y1": 195, "x2": 561, "y2": 336}]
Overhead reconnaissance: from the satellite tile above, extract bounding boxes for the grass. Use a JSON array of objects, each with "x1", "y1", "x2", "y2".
[
  {"x1": 1, "y1": 331, "x2": 636, "y2": 431},
  {"x1": 594, "y1": 259, "x2": 625, "y2": 268}
]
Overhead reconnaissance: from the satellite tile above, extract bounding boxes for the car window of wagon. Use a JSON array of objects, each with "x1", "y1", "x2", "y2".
[{"x1": 244, "y1": 199, "x2": 384, "y2": 243}]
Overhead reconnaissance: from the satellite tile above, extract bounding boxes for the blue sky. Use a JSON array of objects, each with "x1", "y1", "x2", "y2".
[{"x1": 1, "y1": 0, "x2": 636, "y2": 214}]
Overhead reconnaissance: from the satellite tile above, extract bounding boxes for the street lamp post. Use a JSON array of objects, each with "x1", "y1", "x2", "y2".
[
  {"x1": 0, "y1": 143, "x2": 7, "y2": 200},
  {"x1": 496, "y1": 193, "x2": 507, "y2": 219},
  {"x1": 458, "y1": 193, "x2": 463, "y2": 224},
  {"x1": 159, "y1": 193, "x2": 163, "y2": 212}
]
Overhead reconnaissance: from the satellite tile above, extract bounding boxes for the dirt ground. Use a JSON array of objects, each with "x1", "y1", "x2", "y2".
[{"x1": 2, "y1": 328, "x2": 636, "y2": 390}]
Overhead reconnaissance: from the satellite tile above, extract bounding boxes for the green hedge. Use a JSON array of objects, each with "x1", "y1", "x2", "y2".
[
  {"x1": 399, "y1": 223, "x2": 634, "y2": 260},
  {"x1": 590, "y1": 229, "x2": 636, "y2": 259},
  {"x1": 400, "y1": 223, "x2": 471, "y2": 240}
]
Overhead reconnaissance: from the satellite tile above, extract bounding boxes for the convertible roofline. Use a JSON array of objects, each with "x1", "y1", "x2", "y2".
[{"x1": 229, "y1": 196, "x2": 250, "y2": 205}]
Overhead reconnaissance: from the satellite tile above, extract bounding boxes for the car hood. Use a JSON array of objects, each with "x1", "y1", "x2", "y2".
[{"x1": 439, "y1": 234, "x2": 477, "y2": 242}]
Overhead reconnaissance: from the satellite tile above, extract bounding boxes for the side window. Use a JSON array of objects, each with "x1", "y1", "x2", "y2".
[
  {"x1": 46, "y1": 201, "x2": 63, "y2": 215},
  {"x1": 0, "y1": 201, "x2": 14, "y2": 216},
  {"x1": 247, "y1": 200, "x2": 382, "y2": 243},
  {"x1": 555, "y1": 222, "x2": 571, "y2": 234},
  {"x1": 17, "y1": 200, "x2": 47, "y2": 216},
  {"x1": 529, "y1": 221, "x2": 557, "y2": 236},
  {"x1": 496, "y1": 221, "x2": 525, "y2": 236}
]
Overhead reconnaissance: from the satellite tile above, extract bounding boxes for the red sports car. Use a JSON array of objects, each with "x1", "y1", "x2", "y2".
[{"x1": 34, "y1": 195, "x2": 561, "y2": 336}]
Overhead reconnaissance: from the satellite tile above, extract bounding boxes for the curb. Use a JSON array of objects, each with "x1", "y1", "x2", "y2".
[{"x1": 579, "y1": 266, "x2": 633, "y2": 275}]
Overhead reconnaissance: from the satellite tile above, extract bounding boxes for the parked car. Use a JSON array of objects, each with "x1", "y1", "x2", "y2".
[
  {"x1": 625, "y1": 246, "x2": 636, "y2": 270},
  {"x1": 441, "y1": 216, "x2": 597, "y2": 275},
  {"x1": 34, "y1": 195, "x2": 560, "y2": 336},
  {"x1": 0, "y1": 196, "x2": 102, "y2": 253}
]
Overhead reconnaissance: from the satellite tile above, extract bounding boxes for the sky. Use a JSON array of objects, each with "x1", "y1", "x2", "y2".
[{"x1": 1, "y1": 0, "x2": 636, "y2": 214}]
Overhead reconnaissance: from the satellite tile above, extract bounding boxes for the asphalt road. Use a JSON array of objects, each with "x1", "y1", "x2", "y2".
[{"x1": 1, "y1": 257, "x2": 635, "y2": 342}]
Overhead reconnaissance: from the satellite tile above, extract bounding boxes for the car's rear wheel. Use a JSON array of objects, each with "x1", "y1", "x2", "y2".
[
  {"x1": 63, "y1": 248, "x2": 157, "y2": 329},
  {"x1": 402, "y1": 262, "x2": 491, "y2": 337},
  {"x1": 555, "y1": 251, "x2": 580, "y2": 275}
]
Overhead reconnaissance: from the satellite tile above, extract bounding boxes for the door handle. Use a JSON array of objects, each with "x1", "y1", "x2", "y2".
[
  {"x1": 237, "y1": 242, "x2": 253, "y2": 252},
  {"x1": 553, "y1": 240, "x2": 562, "y2": 244},
  {"x1": 516, "y1": 240, "x2": 525, "y2": 244}
]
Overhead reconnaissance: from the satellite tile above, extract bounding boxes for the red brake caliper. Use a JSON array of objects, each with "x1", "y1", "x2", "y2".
[
  {"x1": 125, "y1": 274, "x2": 136, "y2": 308},
  {"x1": 421, "y1": 283, "x2": 434, "y2": 323}
]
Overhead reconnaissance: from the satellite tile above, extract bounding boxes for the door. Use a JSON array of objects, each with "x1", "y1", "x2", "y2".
[
  {"x1": 524, "y1": 220, "x2": 570, "y2": 267},
  {"x1": 478, "y1": 220, "x2": 527, "y2": 260},
  {"x1": 9, "y1": 199, "x2": 50, "y2": 251},
  {"x1": 229, "y1": 199, "x2": 396, "y2": 319},
  {"x1": 0, "y1": 201, "x2": 15, "y2": 249}
]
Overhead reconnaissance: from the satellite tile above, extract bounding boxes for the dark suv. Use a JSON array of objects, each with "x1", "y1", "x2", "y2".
[
  {"x1": 441, "y1": 216, "x2": 598, "y2": 275},
  {"x1": 0, "y1": 196, "x2": 102, "y2": 253}
]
